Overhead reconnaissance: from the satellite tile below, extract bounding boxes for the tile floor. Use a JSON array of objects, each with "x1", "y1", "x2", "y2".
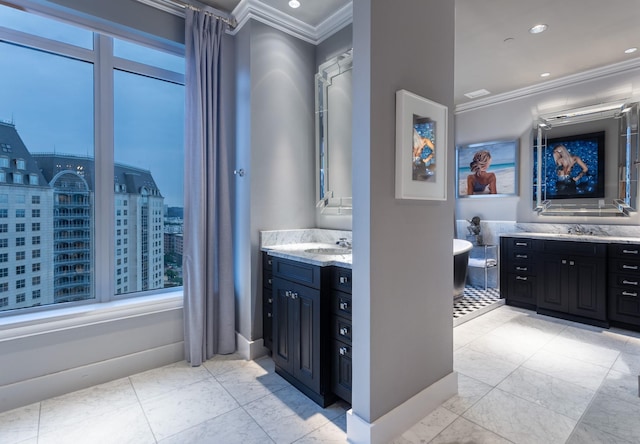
[{"x1": 2, "y1": 304, "x2": 640, "y2": 443}]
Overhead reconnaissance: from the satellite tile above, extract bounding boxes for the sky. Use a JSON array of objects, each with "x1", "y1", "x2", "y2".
[{"x1": 0, "y1": 5, "x2": 185, "y2": 207}]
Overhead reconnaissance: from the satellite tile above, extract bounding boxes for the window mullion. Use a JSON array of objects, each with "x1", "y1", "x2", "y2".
[{"x1": 94, "y1": 33, "x2": 115, "y2": 302}]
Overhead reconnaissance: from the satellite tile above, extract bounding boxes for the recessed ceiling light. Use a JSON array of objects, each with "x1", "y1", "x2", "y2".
[
  {"x1": 288, "y1": 0, "x2": 300, "y2": 8},
  {"x1": 624, "y1": 47, "x2": 638, "y2": 54},
  {"x1": 540, "y1": 72, "x2": 551, "y2": 77},
  {"x1": 529, "y1": 24, "x2": 548, "y2": 34}
]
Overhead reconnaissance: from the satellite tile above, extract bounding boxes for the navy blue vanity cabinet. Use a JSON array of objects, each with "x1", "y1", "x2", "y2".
[
  {"x1": 271, "y1": 256, "x2": 334, "y2": 407},
  {"x1": 330, "y1": 266, "x2": 352, "y2": 403},
  {"x1": 608, "y1": 243, "x2": 640, "y2": 329},
  {"x1": 262, "y1": 252, "x2": 273, "y2": 351},
  {"x1": 538, "y1": 240, "x2": 607, "y2": 326},
  {"x1": 500, "y1": 237, "x2": 538, "y2": 309}
]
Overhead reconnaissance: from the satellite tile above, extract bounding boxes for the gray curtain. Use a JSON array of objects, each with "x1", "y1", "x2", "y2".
[{"x1": 183, "y1": 9, "x2": 235, "y2": 366}]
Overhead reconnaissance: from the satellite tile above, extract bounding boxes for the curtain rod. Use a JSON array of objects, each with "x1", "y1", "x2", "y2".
[{"x1": 162, "y1": 0, "x2": 237, "y2": 27}]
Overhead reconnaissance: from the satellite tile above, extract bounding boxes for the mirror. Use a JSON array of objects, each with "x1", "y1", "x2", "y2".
[
  {"x1": 315, "y1": 50, "x2": 352, "y2": 214},
  {"x1": 533, "y1": 100, "x2": 639, "y2": 217}
]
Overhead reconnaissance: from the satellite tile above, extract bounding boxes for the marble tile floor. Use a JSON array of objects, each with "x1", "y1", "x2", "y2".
[{"x1": 2, "y1": 304, "x2": 640, "y2": 443}]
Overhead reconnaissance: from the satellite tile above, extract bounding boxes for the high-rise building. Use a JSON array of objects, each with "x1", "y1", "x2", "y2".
[{"x1": 0, "y1": 121, "x2": 165, "y2": 312}]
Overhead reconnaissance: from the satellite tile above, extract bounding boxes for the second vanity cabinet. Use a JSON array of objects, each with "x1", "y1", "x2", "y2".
[
  {"x1": 329, "y1": 266, "x2": 352, "y2": 404},
  {"x1": 501, "y1": 236, "x2": 640, "y2": 329}
]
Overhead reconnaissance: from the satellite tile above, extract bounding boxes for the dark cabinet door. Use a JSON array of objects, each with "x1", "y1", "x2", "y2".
[
  {"x1": 272, "y1": 277, "x2": 321, "y2": 394},
  {"x1": 331, "y1": 339, "x2": 352, "y2": 403},
  {"x1": 505, "y1": 274, "x2": 537, "y2": 306},
  {"x1": 570, "y1": 256, "x2": 606, "y2": 321},
  {"x1": 539, "y1": 252, "x2": 606, "y2": 321}
]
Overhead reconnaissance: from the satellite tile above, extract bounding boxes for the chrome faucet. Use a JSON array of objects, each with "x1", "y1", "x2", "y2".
[{"x1": 336, "y1": 237, "x2": 352, "y2": 249}]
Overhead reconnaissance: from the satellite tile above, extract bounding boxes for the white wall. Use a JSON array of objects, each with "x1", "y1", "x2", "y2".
[
  {"x1": 455, "y1": 65, "x2": 640, "y2": 225},
  {"x1": 350, "y1": 1, "x2": 456, "y2": 442}
]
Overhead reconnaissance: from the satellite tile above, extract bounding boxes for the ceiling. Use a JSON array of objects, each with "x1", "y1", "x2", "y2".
[{"x1": 201, "y1": 0, "x2": 640, "y2": 107}]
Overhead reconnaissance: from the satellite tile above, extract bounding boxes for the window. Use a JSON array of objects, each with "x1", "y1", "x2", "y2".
[
  {"x1": 16, "y1": 293, "x2": 25, "y2": 303},
  {"x1": 0, "y1": 194, "x2": 6, "y2": 203},
  {"x1": 0, "y1": 268, "x2": 7, "y2": 278},
  {"x1": 0, "y1": 297, "x2": 7, "y2": 307},
  {"x1": 16, "y1": 279, "x2": 25, "y2": 289},
  {"x1": 32, "y1": 289, "x2": 40, "y2": 299},
  {"x1": 15, "y1": 195, "x2": 25, "y2": 204},
  {"x1": 0, "y1": 224, "x2": 6, "y2": 233},
  {"x1": 0, "y1": 283, "x2": 7, "y2": 292},
  {"x1": 0, "y1": 3, "x2": 184, "y2": 313},
  {"x1": 0, "y1": 239, "x2": 6, "y2": 248},
  {"x1": 16, "y1": 265, "x2": 25, "y2": 275}
]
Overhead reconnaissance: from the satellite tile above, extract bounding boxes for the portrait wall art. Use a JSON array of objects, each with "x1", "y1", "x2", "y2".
[
  {"x1": 395, "y1": 89, "x2": 447, "y2": 200},
  {"x1": 456, "y1": 140, "x2": 519, "y2": 198}
]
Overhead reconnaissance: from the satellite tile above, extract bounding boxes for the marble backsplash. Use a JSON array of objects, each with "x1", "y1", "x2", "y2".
[
  {"x1": 455, "y1": 220, "x2": 640, "y2": 245},
  {"x1": 260, "y1": 228, "x2": 352, "y2": 248}
]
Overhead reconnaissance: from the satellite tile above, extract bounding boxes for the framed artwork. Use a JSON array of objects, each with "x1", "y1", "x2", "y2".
[
  {"x1": 456, "y1": 139, "x2": 519, "y2": 197},
  {"x1": 395, "y1": 89, "x2": 447, "y2": 200}
]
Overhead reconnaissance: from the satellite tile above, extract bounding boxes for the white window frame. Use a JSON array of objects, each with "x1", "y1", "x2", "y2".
[{"x1": 0, "y1": 0, "x2": 185, "y2": 319}]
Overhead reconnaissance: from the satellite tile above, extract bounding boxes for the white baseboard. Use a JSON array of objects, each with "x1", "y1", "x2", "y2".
[
  {"x1": 347, "y1": 372, "x2": 458, "y2": 444},
  {"x1": 0, "y1": 342, "x2": 184, "y2": 413},
  {"x1": 236, "y1": 332, "x2": 270, "y2": 360}
]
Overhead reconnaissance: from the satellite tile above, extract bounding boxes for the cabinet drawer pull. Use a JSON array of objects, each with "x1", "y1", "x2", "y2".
[
  {"x1": 339, "y1": 301, "x2": 350, "y2": 310},
  {"x1": 622, "y1": 280, "x2": 638, "y2": 286},
  {"x1": 268, "y1": 298, "x2": 273, "y2": 303},
  {"x1": 267, "y1": 312, "x2": 272, "y2": 318},
  {"x1": 516, "y1": 276, "x2": 528, "y2": 281},
  {"x1": 267, "y1": 259, "x2": 273, "y2": 265},
  {"x1": 267, "y1": 278, "x2": 272, "y2": 285},
  {"x1": 622, "y1": 249, "x2": 639, "y2": 255},
  {"x1": 622, "y1": 291, "x2": 638, "y2": 297},
  {"x1": 562, "y1": 260, "x2": 567, "y2": 264},
  {"x1": 285, "y1": 290, "x2": 298, "y2": 299},
  {"x1": 339, "y1": 276, "x2": 349, "y2": 284},
  {"x1": 515, "y1": 266, "x2": 528, "y2": 271},
  {"x1": 339, "y1": 347, "x2": 348, "y2": 355},
  {"x1": 340, "y1": 326, "x2": 350, "y2": 336},
  {"x1": 285, "y1": 290, "x2": 291, "y2": 298},
  {"x1": 516, "y1": 254, "x2": 528, "y2": 259},
  {"x1": 569, "y1": 261, "x2": 575, "y2": 266},
  {"x1": 515, "y1": 242, "x2": 528, "y2": 247},
  {"x1": 291, "y1": 292, "x2": 298, "y2": 300},
  {"x1": 623, "y1": 264, "x2": 639, "y2": 270}
]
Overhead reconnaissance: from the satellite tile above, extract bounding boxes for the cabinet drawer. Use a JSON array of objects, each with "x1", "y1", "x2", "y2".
[
  {"x1": 608, "y1": 287, "x2": 640, "y2": 325},
  {"x1": 332, "y1": 267, "x2": 352, "y2": 293},
  {"x1": 272, "y1": 257, "x2": 322, "y2": 289},
  {"x1": 263, "y1": 252, "x2": 273, "y2": 270},
  {"x1": 331, "y1": 290, "x2": 352, "y2": 319},
  {"x1": 609, "y1": 244, "x2": 640, "y2": 259},
  {"x1": 609, "y1": 258, "x2": 640, "y2": 274},
  {"x1": 332, "y1": 315, "x2": 352, "y2": 344},
  {"x1": 609, "y1": 273, "x2": 640, "y2": 289},
  {"x1": 541, "y1": 240, "x2": 606, "y2": 257},
  {"x1": 331, "y1": 339, "x2": 352, "y2": 403},
  {"x1": 504, "y1": 237, "x2": 534, "y2": 250},
  {"x1": 264, "y1": 273, "x2": 273, "y2": 289},
  {"x1": 505, "y1": 260, "x2": 535, "y2": 275}
]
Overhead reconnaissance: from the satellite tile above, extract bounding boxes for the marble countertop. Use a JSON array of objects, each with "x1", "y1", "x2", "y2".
[
  {"x1": 262, "y1": 243, "x2": 352, "y2": 268},
  {"x1": 502, "y1": 232, "x2": 640, "y2": 244}
]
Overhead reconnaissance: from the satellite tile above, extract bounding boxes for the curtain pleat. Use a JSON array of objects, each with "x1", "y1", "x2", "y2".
[{"x1": 183, "y1": 9, "x2": 235, "y2": 366}]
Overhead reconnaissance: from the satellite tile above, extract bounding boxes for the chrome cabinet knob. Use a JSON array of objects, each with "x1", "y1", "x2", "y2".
[
  {"x1": 340, "y1": 327, "x2": 350, "y2": 336},
  {"x1": 339, "y1": 301, "x2": 349, "y2": 310},
  {"x1": 339, "y1": 347, "x2": 347, "y2": 355}
]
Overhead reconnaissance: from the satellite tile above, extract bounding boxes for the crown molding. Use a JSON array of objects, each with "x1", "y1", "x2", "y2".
[
  {"x1": 230, "y1": 0, "x2": 352, "y2": 44},
  {"x1": 455, "y1": 57, "x2": 640, "y2": 114}
]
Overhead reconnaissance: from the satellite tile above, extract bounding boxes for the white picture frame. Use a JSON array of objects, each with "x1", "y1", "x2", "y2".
[{"x1": 395, "y1": 89, "x2": 448, "y2": 200}]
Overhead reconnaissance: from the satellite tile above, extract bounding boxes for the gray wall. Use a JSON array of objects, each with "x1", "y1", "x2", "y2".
[
  {"x1": 455, "y1": 66, "x2": 640, "y2": 225},
  {"x1": 234, "y1": 20, "x2": 317, "y2": 343},
  {"x1": 352, "y1": 0, "x2": 455, "y2": 424}
]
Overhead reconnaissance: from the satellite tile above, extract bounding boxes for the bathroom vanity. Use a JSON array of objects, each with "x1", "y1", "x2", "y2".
[
  {"x1": 261, "y1": 229, "x2": 353, "y2": 407},
  {"x1": 501, "y1": 233, "x2": 640, "y2": 330}
]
